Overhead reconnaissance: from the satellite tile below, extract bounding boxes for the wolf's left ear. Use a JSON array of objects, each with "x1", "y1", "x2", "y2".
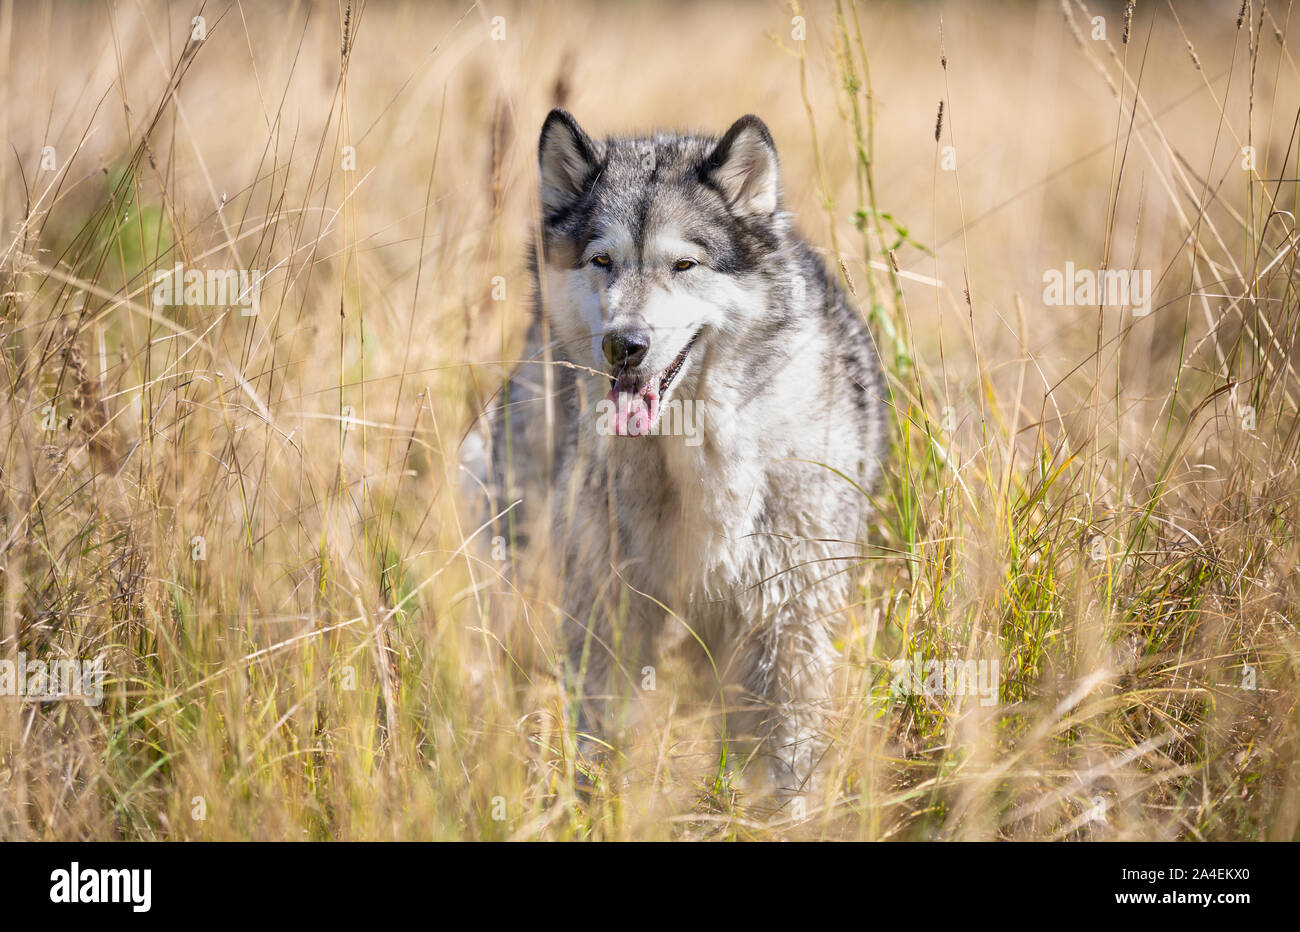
[
  {"x1": 539, "y1": 108, "x2": 603, "y2": 219},
  {"x1": 702, "y1": 115, "x2": 780, "y2": 218}
]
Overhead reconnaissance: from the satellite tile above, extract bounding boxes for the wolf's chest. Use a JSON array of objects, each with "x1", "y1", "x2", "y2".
[{"x1": 604, "y1": 439, "x2": 767, "y2": 596}]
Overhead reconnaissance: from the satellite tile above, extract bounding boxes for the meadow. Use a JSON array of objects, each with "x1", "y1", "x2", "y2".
[{"x1": 1, "y1": 0, "x2": 1297, "y2": 840}]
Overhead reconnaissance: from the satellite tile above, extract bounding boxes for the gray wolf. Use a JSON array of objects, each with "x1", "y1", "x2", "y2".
[{"x1": 465, "y1": 109, "x2": 889, "y2": 803}]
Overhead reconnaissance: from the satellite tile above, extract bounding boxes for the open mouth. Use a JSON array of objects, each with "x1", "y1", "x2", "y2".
[{"x1": 605, "y1": 330, "x2": 700, "y2": 437}]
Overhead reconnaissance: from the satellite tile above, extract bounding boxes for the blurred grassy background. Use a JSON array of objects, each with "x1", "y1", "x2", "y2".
[{"x1": 1, "y1": 0, "x2": 1297, "y2": 839}]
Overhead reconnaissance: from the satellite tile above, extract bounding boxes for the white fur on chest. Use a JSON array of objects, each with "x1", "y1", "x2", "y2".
[{"x1": 591, "y1": 415, "x2": 768, "y2": 603}]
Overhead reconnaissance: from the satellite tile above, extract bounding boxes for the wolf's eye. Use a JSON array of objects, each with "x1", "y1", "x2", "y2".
[
  {"x1": 590, "y1": 254, "x2": 612, "y2": 268},
  {"x1": 673, "y1": 259, "x2": 697, "y2": 272}
]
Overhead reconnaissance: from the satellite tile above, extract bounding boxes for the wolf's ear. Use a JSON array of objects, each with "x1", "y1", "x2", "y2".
[
  {"x1": 702, "y1": 115, "x2": 780, "y2": 217},
  {"x1": 539, "y1": 108, "x2": 602, "y2": 219}
]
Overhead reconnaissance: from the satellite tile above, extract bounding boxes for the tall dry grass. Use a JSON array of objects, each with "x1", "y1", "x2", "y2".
[{"x1": 0, "y1": 0, "x2": 1297, "y2": 840}]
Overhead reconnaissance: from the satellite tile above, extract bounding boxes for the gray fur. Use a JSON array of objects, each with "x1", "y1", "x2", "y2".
[{"x1": 466, "y1": 110, "x2": 889, "y2": 802}]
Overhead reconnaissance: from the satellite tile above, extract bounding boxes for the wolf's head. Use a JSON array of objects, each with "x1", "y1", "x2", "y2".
[{"x1": 537, "y1": 109, "x2": 794, "y2": 438}]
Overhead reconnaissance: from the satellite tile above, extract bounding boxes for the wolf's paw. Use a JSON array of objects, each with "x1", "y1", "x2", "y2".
[{"x1": 571, "y1": 733, "x2": 611, "y2": 800}]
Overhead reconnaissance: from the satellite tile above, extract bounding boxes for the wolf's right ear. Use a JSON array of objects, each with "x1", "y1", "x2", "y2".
[{"x1": 539, "y1": 109, "x2": 602, "y2": 219}]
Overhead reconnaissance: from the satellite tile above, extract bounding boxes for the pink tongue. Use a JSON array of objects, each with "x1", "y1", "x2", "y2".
[{"x1": 606, "y1": 376, "x2": 661, "y2": 436}]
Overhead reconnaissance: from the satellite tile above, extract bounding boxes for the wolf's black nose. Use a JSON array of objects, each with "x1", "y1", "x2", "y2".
[{"x1": 602, "y1": 328, "x2": 650, "y2": 369}]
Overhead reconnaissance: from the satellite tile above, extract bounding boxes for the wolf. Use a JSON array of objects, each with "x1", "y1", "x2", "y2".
[{"x1": 466, "y1": 109, "x2": 889, "y2": 802}]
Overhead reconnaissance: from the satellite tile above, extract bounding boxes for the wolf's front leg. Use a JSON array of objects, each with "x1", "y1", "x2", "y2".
[
  {"x1": 730, "y1": 613, "x2": 837, "y2": 808},
  {"x1": 564, "y1": 607, "x2": 617, "y2": 783},
  {"x1": 562, "y1": 589, "x2": 661, "y2": 791}
]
